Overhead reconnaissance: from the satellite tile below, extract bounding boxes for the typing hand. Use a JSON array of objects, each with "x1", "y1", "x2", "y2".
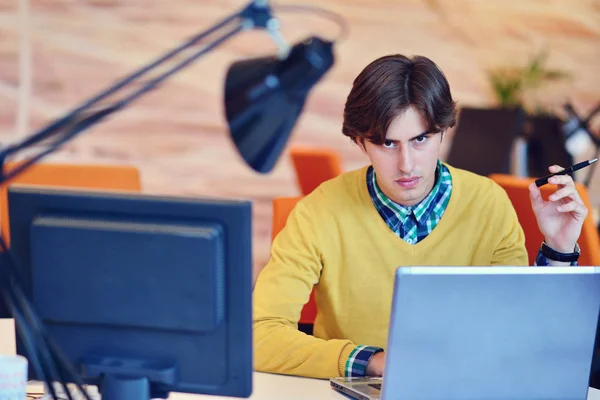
[
  {"x1": 365, "y1": 352, "x2": 385, "y2": 376},
  {"x1": 529, "y1": 165, "x2": 588, "y2": 254}
]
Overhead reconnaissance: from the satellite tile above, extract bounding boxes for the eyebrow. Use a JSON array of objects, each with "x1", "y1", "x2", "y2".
[
  {"x1": 410, "y1": 131, "x2": 430, "y2": 141},
  {"x1": 390, "y1": 130, "x2": 439, "y2": 142}
]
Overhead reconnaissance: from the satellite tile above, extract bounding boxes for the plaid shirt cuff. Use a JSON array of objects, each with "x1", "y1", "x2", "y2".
[
  {"x1": 534, "y1": 250, "x2": 578, "y2": 266},
  {"x1": 345, "y1": 345, "x2": 384, "y2": 377}
]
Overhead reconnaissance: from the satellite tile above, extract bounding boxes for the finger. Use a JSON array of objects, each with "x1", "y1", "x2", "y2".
[
  {"x1": 557, "y1": 200, "x2": 589, "y2": 219},
  {"x1": 549, "y1": 186, "x2": 582, "y2": 204},
  {"x1": 548, "y1": 165, "x2": 565, "y2": 173},
  {"x1": 529, "y1": 182, "x2": 544, "y2": 211},
  {"x1": 548, "y1": 174, "x2": 575, "y2": 187}
]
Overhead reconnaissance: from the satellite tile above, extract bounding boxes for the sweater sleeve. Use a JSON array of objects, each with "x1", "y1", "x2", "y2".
[
  {"x1": 490, "y1": 184, "x2": 529, "y2": 266},
  {"x1": 253, "y1": 198, "x2": 356, "y2": 379}
]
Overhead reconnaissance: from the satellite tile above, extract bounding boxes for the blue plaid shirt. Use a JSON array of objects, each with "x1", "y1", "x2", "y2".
[{"x1": 344, "y1": 161, "x2": 578, "y2": 378}]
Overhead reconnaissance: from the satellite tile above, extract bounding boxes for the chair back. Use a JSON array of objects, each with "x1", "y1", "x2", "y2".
[
  {"x1": 271, "y1": 196, "x2": 317, "y2": 325},
  {"x1": 290, "y1": 146, "x2": 342, "y2": 195},
  {"x1": 1, "y1": 162, "x2": 142, "y2": 245}
]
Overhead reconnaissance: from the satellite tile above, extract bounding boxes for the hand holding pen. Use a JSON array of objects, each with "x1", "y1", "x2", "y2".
[
  {"x1": 529, "y1": 160, "x2": 592, "y2": 255},
  {"x1": 535, "y1": 158, "x2": 598, "y2": 187}
]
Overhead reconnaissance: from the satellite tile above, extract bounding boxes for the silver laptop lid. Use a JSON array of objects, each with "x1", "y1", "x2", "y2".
[{"x1": 382, "y1": 266, "x2": 600, "y2": 400}]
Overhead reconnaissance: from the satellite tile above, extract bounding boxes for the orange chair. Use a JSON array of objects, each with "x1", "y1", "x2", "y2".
[
  {"x1": 290, "y1": 146, "x2": 342, "y2": 195},
  {"x1": 489, "y1": 173, "x2": 600, "y2": 266},
  {"x1": 1, "y1": 162, "x2": 142, "y2": 246},
  {"x1": 271, "y1": 196, "x2": 317, "y2": 326}
]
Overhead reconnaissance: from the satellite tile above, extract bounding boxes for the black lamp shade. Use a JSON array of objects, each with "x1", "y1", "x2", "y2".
[{"x1": 224, "y1": 36, "x2": 334, "y2": 173}]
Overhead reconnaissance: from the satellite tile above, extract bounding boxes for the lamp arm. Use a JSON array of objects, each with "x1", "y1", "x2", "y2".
[
  {"x1": 0, "y1": 0, "x2": 286, "y2": 185},
  {"x1": 0, "y1": 2, "x2": 289, "y2": 398}
]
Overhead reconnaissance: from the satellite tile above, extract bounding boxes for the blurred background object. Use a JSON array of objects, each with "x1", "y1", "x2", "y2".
[
  {"x1": 446, "y1": 106, "x2": 526, "y2": 177},
  {"x1": 562, "y1": 101, "x2": 600, "y2": 186},
  {"x1": 447, "y1": 50, "x2": 574, "y2": 179},
  {"x1": 289, "y1": 145, "x2": 342, "y2": 195},
  {"x1": 1, "y1": 0, "x2": 599, "y2": 281}
]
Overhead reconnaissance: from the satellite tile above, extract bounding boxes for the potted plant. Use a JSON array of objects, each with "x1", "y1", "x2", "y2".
[
  {"x1": 487, "y1": 51, "x2": 572, "y2": 177},
  {"x1": 488, "y1": 50, "x2": 570, "y2": 112}
]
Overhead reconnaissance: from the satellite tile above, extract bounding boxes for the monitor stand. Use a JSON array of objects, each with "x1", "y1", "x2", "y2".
[
  {"x1": 103, "y1": 375, "x2": 150, "y2": 400},
  {"x1": 82, "y1": 355, "x2": 176, "y2": 400}
]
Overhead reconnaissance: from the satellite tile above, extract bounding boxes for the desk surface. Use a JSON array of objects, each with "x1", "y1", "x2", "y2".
[
  {"x1": 2, "y1": 320, "x2": 600, "y2": 399},
  {"x1": 168, "y1": 372, "x2": 600, "y2": 400},
  {"x1": 149, "y1": 373, "x2": 340, "y2": 400},
  {"x1": 24, "y1": 372, "x2": 339, "y2": 400},
  {"x1": 23, "y1": 371, "x2": 600, "y2": 400}
]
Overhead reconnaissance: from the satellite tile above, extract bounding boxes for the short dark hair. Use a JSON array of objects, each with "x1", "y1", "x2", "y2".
[{"x1": 342, "y1": 54, "x2": 457, "y2": 145}]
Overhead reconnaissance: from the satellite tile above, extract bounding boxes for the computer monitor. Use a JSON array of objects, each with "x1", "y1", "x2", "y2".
[{"x1": 7, "y1": 185, "x2": 253, "y2": 399}]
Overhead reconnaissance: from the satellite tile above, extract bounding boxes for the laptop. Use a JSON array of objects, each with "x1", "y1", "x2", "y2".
[{"x1": 331, "y1": 266, "x2": 600, "y2": 400}]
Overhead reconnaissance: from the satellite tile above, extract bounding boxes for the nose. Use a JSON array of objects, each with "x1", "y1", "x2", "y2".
[{"x1": 397, "y1": 144, "x2": 415, "y2": 175}]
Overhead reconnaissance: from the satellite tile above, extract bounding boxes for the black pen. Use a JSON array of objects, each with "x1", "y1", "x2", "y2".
[{"x1": 535, "y1": 158, "x2": 598, "y2": 187}]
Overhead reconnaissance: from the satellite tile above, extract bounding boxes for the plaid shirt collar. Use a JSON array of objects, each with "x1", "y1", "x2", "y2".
[{"x1": 366, "y1": 161, "x2": 452, "y2": 233}]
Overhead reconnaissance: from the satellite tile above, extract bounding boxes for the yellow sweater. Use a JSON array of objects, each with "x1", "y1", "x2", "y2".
[{"x1": 253, "y1": 164, "x2": 528, "y2": 379}]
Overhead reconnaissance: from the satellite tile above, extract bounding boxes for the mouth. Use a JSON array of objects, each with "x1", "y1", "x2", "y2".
[{"x1": 395, "y1": 177, "x2": 420, "y2": 189}]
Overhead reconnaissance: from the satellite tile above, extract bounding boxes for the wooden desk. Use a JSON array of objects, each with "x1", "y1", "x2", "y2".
[{"x1": 2, "y1": 320, "x2": 600, "y2": 399}]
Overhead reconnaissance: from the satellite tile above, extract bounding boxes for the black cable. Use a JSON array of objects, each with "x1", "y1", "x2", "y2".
[
  {"x1": 45, "y1": 336, "x2": 92, "y2": 400},
  {"x1": 0, "y1": 234, "x2": 92, "y2": 400},
  {"x1": 0, "y1": 235, "x2": 60, "y2": 400},
  {"x1": 0, "y1": 240, "x2": 51, "y2": 386}
]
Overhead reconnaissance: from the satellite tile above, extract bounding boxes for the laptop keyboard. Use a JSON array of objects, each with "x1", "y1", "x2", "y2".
[{"x1": 368, "y1": 383, "x2": 382, "y2": 391}]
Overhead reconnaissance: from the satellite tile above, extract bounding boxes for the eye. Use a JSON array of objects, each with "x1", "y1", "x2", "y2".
[
  {"x1": 382, "y1": 140, "x2": 396, "y2": 149},
  {"x1": 413, "y1": 135, "x2": 428, "y2": 144}
]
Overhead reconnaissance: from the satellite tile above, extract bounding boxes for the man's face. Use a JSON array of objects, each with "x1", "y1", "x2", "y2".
[{"x1": 359, "y1": 106, "x2": 443, "y2": 207}]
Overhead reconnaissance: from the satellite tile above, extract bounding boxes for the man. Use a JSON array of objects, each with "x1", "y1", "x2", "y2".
[{"x1": 252, "y1": 54, "x2": 588, "y2": 379}]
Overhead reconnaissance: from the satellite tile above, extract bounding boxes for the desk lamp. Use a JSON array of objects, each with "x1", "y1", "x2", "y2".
[{"x1": 0, "y1": 1, "x2": 343, "y2": 398}]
